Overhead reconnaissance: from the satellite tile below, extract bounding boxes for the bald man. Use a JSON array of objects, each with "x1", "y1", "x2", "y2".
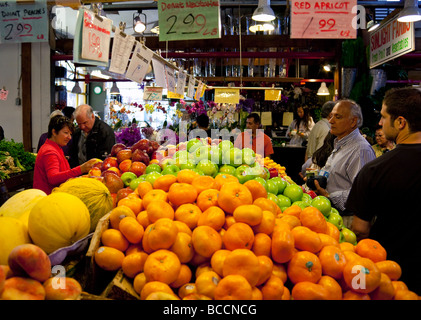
[{"x1": 68, "y1": 104, "x2": 115, "y2": 168}]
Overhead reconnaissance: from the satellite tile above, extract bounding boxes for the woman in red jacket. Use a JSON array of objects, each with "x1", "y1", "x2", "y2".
[{"x1": 33, "y1": 115, "x2": 98, "y2": 194}]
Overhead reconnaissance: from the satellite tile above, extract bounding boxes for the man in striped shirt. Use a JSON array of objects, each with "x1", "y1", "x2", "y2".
[{"x1": 313, "y1": 99, "x2": 376, "y2": 225}]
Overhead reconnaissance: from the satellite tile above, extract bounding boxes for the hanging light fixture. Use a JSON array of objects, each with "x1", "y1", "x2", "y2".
[
  {"x1": 323, "y1": 64, "x2": 331, "y2": 72},
  {"x1": 71, "y1": 81, "x2": 82, "y2": 94},
  {"x1": 133, "y1": 12, "x2": 147, "y2": 33},
  {"x1": 110, "y1": 82, "x2": 120, "y2": 95},
  {"x1": 397, "y1": 0, "x2": 421, "y2": 22},
  {"x1": 249, "y1": 20, "x2": 275, "y2": 33},
  {"x1": 252, "y1": 0, "x2": 276, "y2": 22},
  {"x1": 317, "y1": 82, "x2": 330, "y2": 96},
  {"x1": 151, "y1": 22, "x2": 159, "y2": 34}
]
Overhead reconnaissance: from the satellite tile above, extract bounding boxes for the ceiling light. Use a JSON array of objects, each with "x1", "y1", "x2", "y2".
[
  {"x1": 367, "y1": 20, "x2": 380, "y2": 32},
  {"x1": 249, "y1": 21, "x2": 275, "y2": 32},
  {"x1": 317, "y1": 82, "x2": 330, "y2": 96},
  {"x1": 110, "y1": 82, "x2": 120, "y2": 95},
  {"x1": 151, "y1": 22, "x2": 159, "y2": 34},
  {"x1": 71, "y1": 82, "x2": 82, "y2": 94},
  {"x1": 133, "y1": 12, "x2": 147, "y2": 33},
  {"x1": 323, "y1": 64, "x2": 331, "y2": 72},
  {"x1": 252, "y1": 0, "x2": 276, "y2": 22},
  {"x1": 397, "y1": 0, "x2": 421, "y2": 22}
]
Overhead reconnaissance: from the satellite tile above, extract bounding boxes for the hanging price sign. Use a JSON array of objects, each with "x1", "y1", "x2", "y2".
[
  {"x1": 0, "y1": 0, "x2": 48, "y2": 43},
  {"x1": 158, "y1": 0, "x2": 221, "y2": 41}
]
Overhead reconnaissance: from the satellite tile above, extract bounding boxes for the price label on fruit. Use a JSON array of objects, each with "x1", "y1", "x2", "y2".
[
  {"x1": 157, "y1": 0, "x2": 221, "y2": 41},
  {"x1": 0, "y1": 0, "x2": 48, "y2": 43},
  {"x1": 290, "y1": 0, "x2": 357, "y2": 39}
]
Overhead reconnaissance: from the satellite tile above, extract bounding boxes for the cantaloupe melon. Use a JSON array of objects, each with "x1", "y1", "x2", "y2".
[
  {"x1": 53, "y1": 177, "x2": 113, "y2": 232},
  {"x1": 0, "y1": 217, "x2": 31, "y2": 264},
  {"x1": 28, "y1": 192, "x2": 90, "y2": 254}
]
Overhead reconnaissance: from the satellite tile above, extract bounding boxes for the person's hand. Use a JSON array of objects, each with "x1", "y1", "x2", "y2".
[
  {"x1": 80, "y1": 158, "x2": 100, "y2": 174},
  {"x1": 314, "y1": 179, "x2": 329, "y2": 198},
  {"x1": 298, "y1": 172, "x2": 307, "y2": 182}
]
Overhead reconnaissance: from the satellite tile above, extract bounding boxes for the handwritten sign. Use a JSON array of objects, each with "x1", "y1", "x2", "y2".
[
  {"x1": 261, "y1": 112, "x2": 272, "y2": 126},
  {"x1": 194, "y1": 81, "x2": 205, "y2": 100},
  {"x1": 369, "y1": 15, "x2": 414, "y2": 68},
  {"x1": 214, "y1": 88, "x2": 240, "y2": 104},
  {"x1": 165, "y1": 66, "x2": 176, "y2": 93},
  {"x1": 144, "y1": 87, "x2": 163, "y2": 101},
  {"x1": 151, "y1": 58, "x2": 167, "y2": 88},
  {"x1": 158, "y1": 0, "x2": 221, "y2": 41},
  {"x1": 0, "y1": 0, "x2": 48, "y2": 43},
  {"x1": 126, "y1": 42, "x2": 153, "y2": 83},
  {"x1": 176, "y1": 70, "x2": 187, "y2": 96},
  {"x1": 264, "y1": 89, "x2": 282, "y2": 101},
  {"x1": 290, "y1": 0, "x2": 357, "y2": 39},
  {"x1": 109, "y1": 29, "x2": 135, "y2": 75},
  {"x1": 187, "y1": 76, "x2": 195, "y2": 98},
  {"x1": 0, "y1": 88, "x2": 9, "y2": 101}
]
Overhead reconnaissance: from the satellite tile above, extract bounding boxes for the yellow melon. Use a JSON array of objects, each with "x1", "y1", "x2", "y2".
[
  {"x1": 0, "y1": 217, "x2": 31, "y2": 264},
  {"x1": 28, "y1": 192, "x2": 90, "y2": 254}
]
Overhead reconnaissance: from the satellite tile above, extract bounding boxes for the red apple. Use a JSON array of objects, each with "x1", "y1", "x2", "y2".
[
  {"x1": 102, "y1": 171, "x2": 124, "y2": 194},
  {"x1": 110, "y1": 143, "x2": 127, "y2": 157},
  {"x1": 92, "y1": 160, "x2": 103, "y2": 170},
  {"x1": 101, "y1": 157, "x2": 118, "y2": 171},
  {"x1": 117, "y1": 149, "x2": 132, "y2": 164},
  {"x1": 132, "y1": 149, "x2": 150, "y2": 166},
  {"x1": 88, "y1": 167, "x2": 102, "y2": 177},
  {"x1": 104, "y1": 167, "x2": 121, "y2": 177},
  {"x1": 129, "y1": 161, "x2": 147, "y2": 177},
  {"x1": 116, "y1": 187, "x2": 134, "y2": 203},
  {"x1": 119, "y1": 159, "x2": 132, "y2": 173},
  {"x1": 131, "y1": 139, "x2": 150, "y2": 153},
  {"x1": 150, "y1": 140, "x2": 160, "y2": 151}
]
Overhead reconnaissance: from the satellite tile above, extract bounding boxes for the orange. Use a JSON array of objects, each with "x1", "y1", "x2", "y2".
[
  {"x1": 195, "y1": 270, "x2": 221, "y2": 299},
  {"x1": 277, "y1": 214, "x2": 301, "y2": 229},
  {"x1": 170, "y1": 264, "x2": 192, "y2": 289},
  {"x1": 118, "y1": 197, "x2": 143, "y2": 216},
  {"x1": 119, "y1": 216, "x2": 144, "y2": 244},
  {"x1": 291, "y1": 282, "x2": 329, "y2": 300},
  {"x1": 325, "y1": 221, "x2": 340, "y2": 242},
  {"x1": 214, "y1": 173, "x2": 238, "y2": 187},
  {"x1": 191, "y1": 175, "x2": 219, "y2": 194},
  {"x1": 177, "y1": 169, "x2": 200, "y2": 184},
  {"x1": 253, "y1": 197, "x2": 278, "y2": 215},
  {"x1": 391, "y1": 280, "x2": 408, "y2": 292},
  {"x1": 291, "y1": 226, "x2": 322, "y2": 253},
  {"x1": 282, "y1": 286, "x2": 291, "y2": 300},
  {"x1": 271, "y1": 228, "x2": 295, "y2": 264},
  {"x1": 125, "y1": 243, "x2": 143, "y2": 256},
  {"x1": 233, "y1": 204, "x2": 263, "y2": 226},
  {"x1": 190, "y1": 252, "x2": 210, "y2": 267},
  {"x1": 142, "y1": 189, "x2": 168, "y2": 209},
  {"x1": 222, "y1": 249, "x2": 260, "y2": 287},
  {"x1": 256, "y1": 255, "x2": 274, "y2": 286},
  {"x1": 342, "y1": 257, "x2": 381, "y2": 294},
  {"x1": 223, "y1": 215, "x2": 236, "y2": 230},
  {"x1": 173, "y1": 220, "x2": 192, "y2": 235},
  {"x1": 174, "y1": 203, "x2": 202, "y2": 229},
  {"x1": 339, "y1": 241, "x2": 356, "y2": 252},
  {"x1": 251, "y1": 287, "x2": 263, "y2": 300},
  {"x1": 195, "y1": 263, "x2": 213, "y2": 278},
  {"x1": 178, "y1": 283, "x2": 197, "y2": 299},
  {"x1": 147, "y1": 218, "x2": 178, "y2": 251},
  {"x1": 318, "y1": 245, "x2": 347, "y2": 280},
  {"x1": 136, "y1": 181, "x2": 153, "y2": 198},
  {"x1": 196, "y1": 189, "x2": 219, "y2": 212},
  {"x1": 342, "y1": 290, "x2": 371, "y2": 300},
  {"x1": 243, "y1": 179, "x2": 268, "y2": 201},
  {"x1": 287, "y1": 251, "x2": 322, "y2": 284},
  {"x1": 252, "y1": 210, "x2": 276, "y2": 235},
  {"x1": 122, "y1": 251, "x2": 148, "y2": 278},
  {"x1": 197, "y1": 206, "x2": 226, "y2": 231},
  {"x1": 146, "y1": 200, "x2": 175, "y2": 223},
  {"x1": 136, "y1": 210, "x2": 150, "y2": 229},
  {"x1": 375, "y1": 260, "x2": 402, "y2": 281},
  {"x1": 101, "y1": 228, "x2": 130, "y2": 252},
  {"x1": 272, "y1": 263, "x2": 288, "y2": 284},
  {"x1": 143, "y1": 249, "x2": 181, "y2": 284},
  {"x1": 168, "y1": 183, "x2": 198, "y2": 207},
  {"x1": 153, "y1": 174, "x2": 177, "y2": 192},
  {"x1": 213, "y1": 275, "x2": 253, "y2": 300},
  {"x1": 299, "y1": 206, "x2": 328, "y2": 233},
  {"x1": 94, "y1": 246, "x2": 125, "y2": 271},
  {"x1": 282, "y1": 204, "x2": 302, "y2": 219},
  {"x1": 223, "y1": 222, "x2": 255, "y2": 251},
  {"x1": 140, "y1": 281, "x2": 175, "y2": 300},
  {"x1": 109, "y1": 205, "x2": 136, "y2": 230},
  {"x1": 318, "y1": 275, "x2": 342, "y2": 300},
  {"x1": 251, "y1": 232, "x2": 272, "y2": 257},
  {"x1": 394, "y1": 290, "x2": 419, "y2": 300},
  {"x1": 369, "y1": 272, "x2": 395, "y2": 300},
  {"x1": 133, "y1": 272, "x2": 147, "y2": 295},
  {"x1": 261, "y1": 275, "x2": 285, "y2": 300},
  {"x1": 182, "y1": 293, "x2": 212, "y2": 300},
  {"x1": 355, "y1": 238, "x2": 387, "y2": 263},
  {"x1": 170, "y1": 232, "x2": 194, "y2": 264},
  {"x1": 217, "y1": 182, "x2": 253, "y2": 214},
  {"x1": 210, "y1": 249, "x2": 231, "y2": 277},
  {"x1": 318, "y1": 233, "x2": 340, "y2": 249},
  {"x1": 191, "y1": 225, "x2": 222, "y2": 258},
  {"x1": 145, "y1": 292, "x2": 180, "y2": 300}
]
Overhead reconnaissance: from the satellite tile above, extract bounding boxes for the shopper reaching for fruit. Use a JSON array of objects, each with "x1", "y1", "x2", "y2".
[
  {"x1": 286, "y1": 105, "x2": 314, "y2": 146},
  {"x1": 346, "y1": 87, "x2": 421, "y2": 295},
  {"x1": 33, "y1": 115, "x2": 99, "y2": 194}
]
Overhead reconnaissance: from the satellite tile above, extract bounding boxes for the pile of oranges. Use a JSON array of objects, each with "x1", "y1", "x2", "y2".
[{"x1": 93, "y1": 169, "x2": 420, "y2": 300}]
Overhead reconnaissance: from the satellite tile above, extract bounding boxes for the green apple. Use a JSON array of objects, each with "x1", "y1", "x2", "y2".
[
  {"x1": 283, "y1": 184, "x2": 303, "y2": 203},
  {"x1": 266, "y1": 179, "x2": 278, "y2": 195},
  {"x1": 277, "y1": 194, "x2": 292, "y2": 208},
  {"x1": 341, "y1": 227, "x2": 357, "y2": 245},
  {"x1": 292, "y1": 201, "x2": 310, "y2": 209},
  {"x1": 271, "y1": 177, "x2": 288, "y2": 194},
  {"x1": 301, "y1": 193, "x2": 313, "y2": 204},
  {"x1": 160, "y1": 158, "x2": 176, "y2": 171},
  {"x1": 311, "y1": 196, "x2": 332, "y2": 217},
  {"x1": 179, "y1": 160, "x2": 196, "y2": 170},
  {"x1": 145, "y1": 171, "x2": 162, "y2": 185},
  {"x1": 223, "y1": 147, "x2": 243, "y2": 167},
  {"x1": 267, "y1": 193, "x2": 281, "y2": 208},
  {"x1": 194, "y1": 145, "x2": 211, "y2": 163},
  {"x1": 250, "y1": 164, "x2": 268, "y2": 180},
  {"x1": 162, "y1": 164, "x2": 180, "y2": 176},
  {"x1": 187, "y1": 139, "x2": 203, "y2": 152},
  {"x1": 173, "y1": 150, "x2": 192, "y2": 166},
  {"x1": 129, "y1": 177, "x2": 145, "y2": 191},
  {"x1": 218, "y1": 140, "x2": 234, "y2": 152},
  {"x1": 234, "y1": 165, "x2": 252, "y2": 184},
  {"x1": 196, "y1": 159, "x2": 219, "y2": 177},
  {"x1": 327, "y1": 211, "x2": 344, "y2": 230},
  {"x1": 219, "y1": 164, "x2": 236, "y2": 176},
  {"x1": 242, "y1": 148, "x2": 256, "y2": 166},
  {"x1": 330, "y1": 207, "x2": 340, "y2": 215},
  {"x1": 145, "y1": 163, "x2": 162, "y2": 174},
  {"x1": 254, "y1": 177, "x2": 268, "y2": 190},
  {"x1": 339, "y1": 231, "x2": 345, "y2": 243},
  {"x1": 209, "y1": 145, "x2": 223, "y2": 165},
  {"x1": 192, "y1": 168, "x2": 205, "y2": 176},
  {"x1": 121, "y1": 171, "x2": 137, "y2": 187}
]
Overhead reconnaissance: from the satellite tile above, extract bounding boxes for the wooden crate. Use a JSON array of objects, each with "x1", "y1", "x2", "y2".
[{"x1": 100, "y1": 269, "x2": 140, "y2": 300}]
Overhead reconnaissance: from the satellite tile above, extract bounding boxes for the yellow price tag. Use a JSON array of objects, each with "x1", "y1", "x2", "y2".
[
  {"x1": 167, "y1": 91, "x2": 184, "y2": 99},
  {"x1": 214, "y1": 88, "x2": 240, "y2": 104},
  {"x1": 265, "y1": 89, "x2": 282, "y2": 101}
]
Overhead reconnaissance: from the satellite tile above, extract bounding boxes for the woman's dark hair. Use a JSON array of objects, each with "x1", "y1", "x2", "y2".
[
  {"x1": 294, "y1": 106, "x2": 312, "y2": 131},
  {"x1": 47, "y1": 115, "x2": 74, "y2": 138},
  {"x1": 196, "y1": 113, "x2": 209, "y2": 128},
  {"x1": 312, "y1": 132, "x2": 336, "y2": 168}
]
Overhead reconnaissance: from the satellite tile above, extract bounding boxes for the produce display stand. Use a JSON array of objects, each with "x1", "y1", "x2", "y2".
[{"x1": 4, "y1": 170, "x2": 34, "y2": 194}]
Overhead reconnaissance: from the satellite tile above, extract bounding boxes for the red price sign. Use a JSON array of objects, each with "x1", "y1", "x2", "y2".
[{"x1": 290, "y1": 0, "x2": 357, "y2": 39}]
